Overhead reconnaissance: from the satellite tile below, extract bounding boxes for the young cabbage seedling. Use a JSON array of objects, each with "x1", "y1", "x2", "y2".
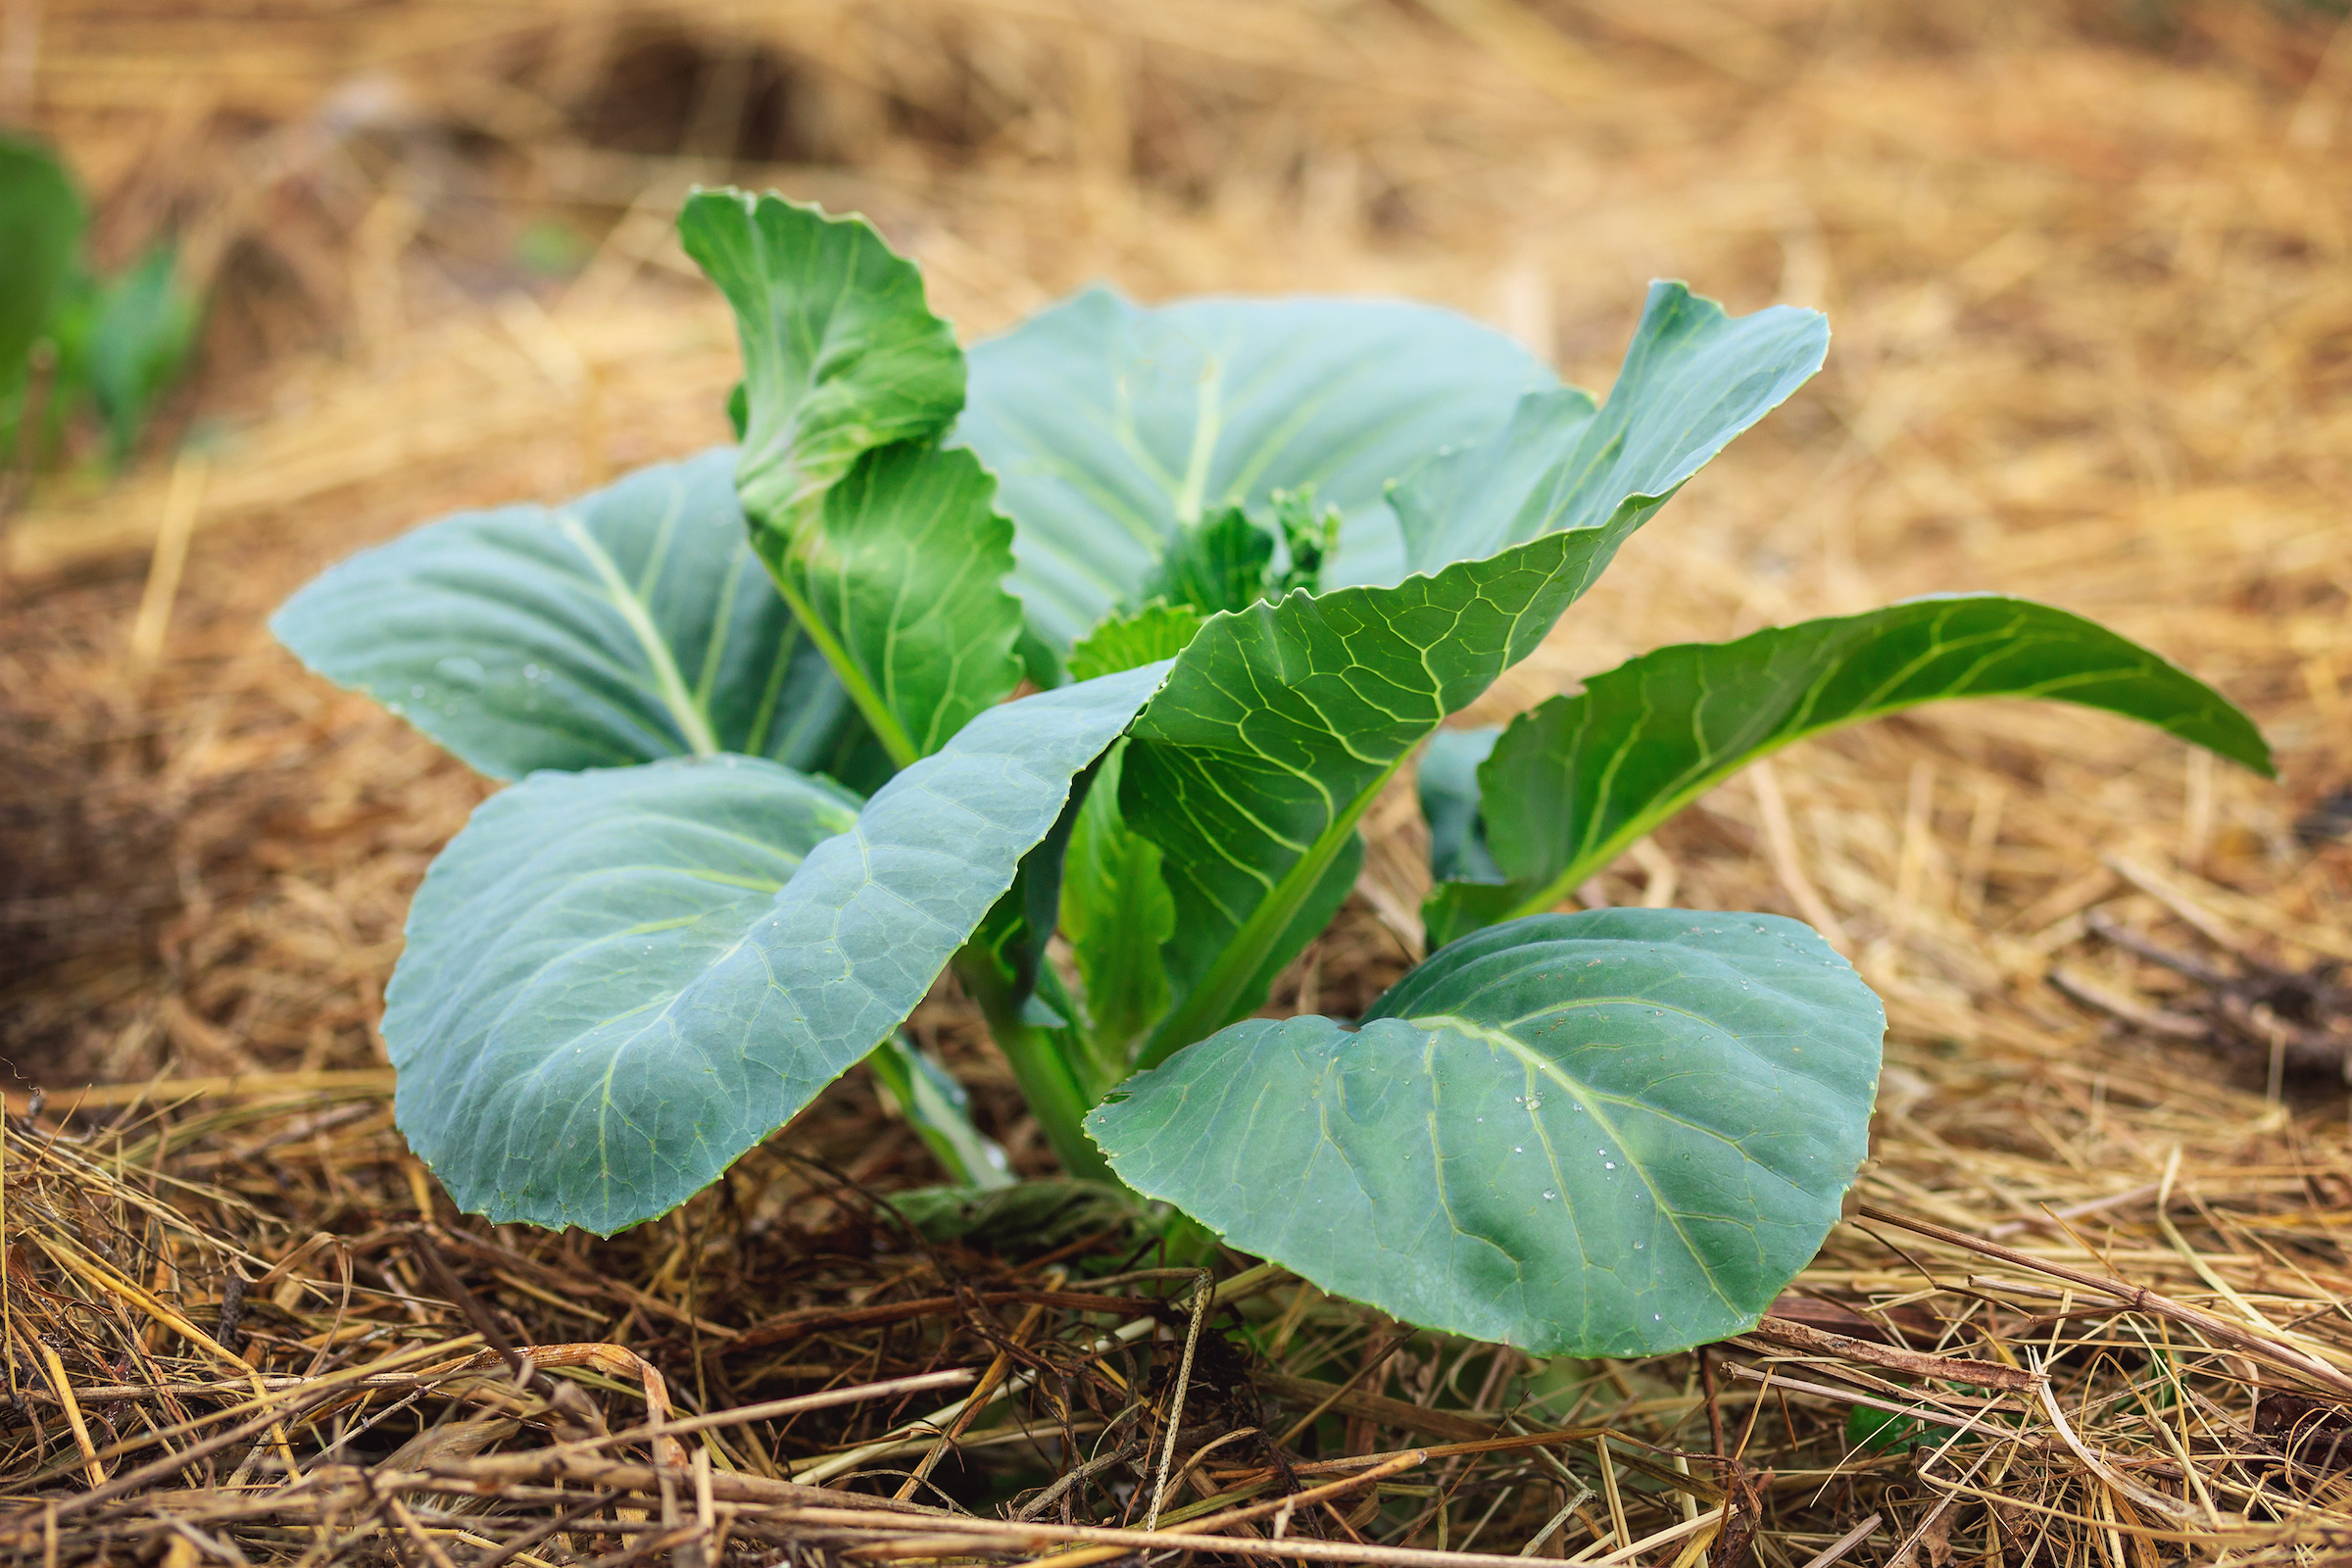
[{"x1": 275, "y1": 190, "x2": 2271, "y2": 1357}]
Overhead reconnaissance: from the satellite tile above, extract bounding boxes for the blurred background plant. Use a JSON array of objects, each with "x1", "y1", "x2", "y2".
[{"x1": 0, "y1": 133, "x2": 202, "y2": 494}]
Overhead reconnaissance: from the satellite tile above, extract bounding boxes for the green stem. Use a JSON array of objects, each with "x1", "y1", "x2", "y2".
[
  {"x1": 954, "y1": 954, "x2": 1116, "y2": 1185},
  {"x1": 760, "y1": 551, "x2": 920, "y2": 770},
  {"x1": 1494, "y1": 736, "x2": 1823, "y2": 925},
  {"x1": 867, "y1": 1033, "x2": 1013, "y2": 1189}
]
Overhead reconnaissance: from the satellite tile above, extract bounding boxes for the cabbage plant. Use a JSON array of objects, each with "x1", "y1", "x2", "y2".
[{"x1": 273, "y1": 190, "x2": 2271, "y2": 1357}]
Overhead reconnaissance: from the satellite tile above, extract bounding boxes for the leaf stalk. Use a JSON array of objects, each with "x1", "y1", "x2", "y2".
[
  {"x1": 955, "y1": 954, "x2": 1118, "y2": 1185},
  {"x1": 759, "y1": 545, "x2": 921, "y2": 770}
]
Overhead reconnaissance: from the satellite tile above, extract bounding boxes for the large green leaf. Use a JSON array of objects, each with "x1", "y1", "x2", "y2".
[
  {"x1": 684, "y1": 189, "x2": 1024, "y2": 765},
  {"x1": 1121, "y1": 287, "x2": 1831, "y2": 1060},
  {"x1": 1424, "y1": 596, "x2": 2277, "y2": 948},
  {"x1": 1090, "y1": 909, "x2": 1884, "y2": 1356},
  {"x1": 1392, "y1": 283, "x2": 1829, "y2": 577},
  {"x1": 0, "y1": 135, "x2": 81, "y2": 387},
  {"x1": 678, "y1": 189, "x2": 963, "y2": 527},
  {"x1": 955, "y1": 289, "x2": 1559, "y2": 653},
  {"x1": 270, "y1": 449, "x2": 858, "y2": 780},
  {"x1": 387, "y1": 664, "x2": 1168, "y2": 1233}
]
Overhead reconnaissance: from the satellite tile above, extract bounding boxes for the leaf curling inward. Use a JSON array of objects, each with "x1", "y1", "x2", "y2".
[{"x1": 679, "y1": 188, "x2": 965, "y2": 530}]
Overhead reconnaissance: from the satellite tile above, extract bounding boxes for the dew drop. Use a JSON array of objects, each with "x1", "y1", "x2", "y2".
[
  {"x1": 1542, "y1": 1190, "x2": 1556, "y2": 1200},
  {"x1": 1604, "y1": 1161, "x2": 1615, "y2": 1170},
  {"x1": 1653, "y1": 1313, "x2": 1662, "y2": 1322},
  {"x1": 1633, "y1": 1241, "x2": 1644, "y2": 1250}
]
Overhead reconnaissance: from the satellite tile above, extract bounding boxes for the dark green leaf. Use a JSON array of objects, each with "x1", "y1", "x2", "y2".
[
  {"x1": 1060, "y1": 742, "x2": 1174, "y2": 1073},
  {"x1": 889, "y1": 1179, "x2": 1148, "y2": 1254},
  {"x1": 22, "y1": 268, "x2": 98, "y2": 466},
  {"x1": 684, "y1": 189, "x2": 1024, "y2": 764},
  {"x1": 0, "y1": 135, "x2": 82, "y2": 388},
  {"x1": 956, "y1": 775, "x2": 1117, "y2": 1181},
  {"x1": 955, "y1": 288, "x2": 1558, "y2": 651},
  {"x1": 270, "y1": 449, "x2": 858, "y2": 779},
  {"x1": 388, "y1": 663, "x2": 1168, "y2": 1233},
  {"x1": 1847, "y1": 1402, "x2": 1961, "y2": 1453},
  {"x1": 757, "y1": 439, "x2": 1027, "y2": 761},
  {"x1": 1271, "y1": 487, "x2": 1341, "y2": 593},
  {"x1": 1090, "y1": 909, "x2": 1884, "y2": 1356},
  {"x1": 1147, "y1": 506, "x2": 1274, "y2": 617},
  {"x1": 1425, "y1": 596, "x2": 2277, "y2": 949},
  {"x1": 679, "y1": 189, "x2": 964, "y2": 527}
]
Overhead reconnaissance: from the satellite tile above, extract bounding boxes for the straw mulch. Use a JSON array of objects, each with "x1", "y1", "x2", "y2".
[{"x1": 6, "y1": 2, "x2": 2352, "y2": 1563}]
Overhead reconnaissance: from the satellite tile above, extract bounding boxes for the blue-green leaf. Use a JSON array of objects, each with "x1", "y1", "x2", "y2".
[
  {"x1": 270, "y1": 449, "x2": 858, "y2": 780},
  {"x1": 1425, "y1": 596, "x2": 2277, "y2": 949},
  {"x1": 1391, "y1": 283, "x2": 1829, "y2": 577},
  {"x1": 1090, "y1": 909, "x2": 1884, "y2": 1356},
  {"x1": 956, "y1": 289, "x2": 1558, "y2": 651},
  {"x1": 387, "y1": 664, "x2": 1168, "y2": 1233}
]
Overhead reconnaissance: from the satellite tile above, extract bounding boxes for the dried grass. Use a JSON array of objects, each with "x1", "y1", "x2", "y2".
[{"x1": 4, "y1": 0, "x2": 2352, "y2": 1562}]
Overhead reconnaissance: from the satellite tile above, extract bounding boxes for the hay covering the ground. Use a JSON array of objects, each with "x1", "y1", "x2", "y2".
[{"x1": 4, "y1": 1, "x2": 2352, "y2": 1563}]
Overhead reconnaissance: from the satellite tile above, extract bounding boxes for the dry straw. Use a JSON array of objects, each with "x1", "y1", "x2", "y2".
[{"x1": 3, "y1": 1, "x2": 2351, "y2": 1563}]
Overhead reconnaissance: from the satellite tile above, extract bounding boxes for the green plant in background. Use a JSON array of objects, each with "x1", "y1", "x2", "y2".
[
  {"x1": 272, "y1": 189, "x2": 2272, "y2": 1358},
  {"x1": 0, "y1": 134, "x2": 204, "y2": 473}
]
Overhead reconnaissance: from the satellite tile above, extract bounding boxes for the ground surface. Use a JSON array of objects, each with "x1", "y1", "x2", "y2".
[{"x1": 3, "y1": 3, "x2": 2352, "y2": 1563}]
